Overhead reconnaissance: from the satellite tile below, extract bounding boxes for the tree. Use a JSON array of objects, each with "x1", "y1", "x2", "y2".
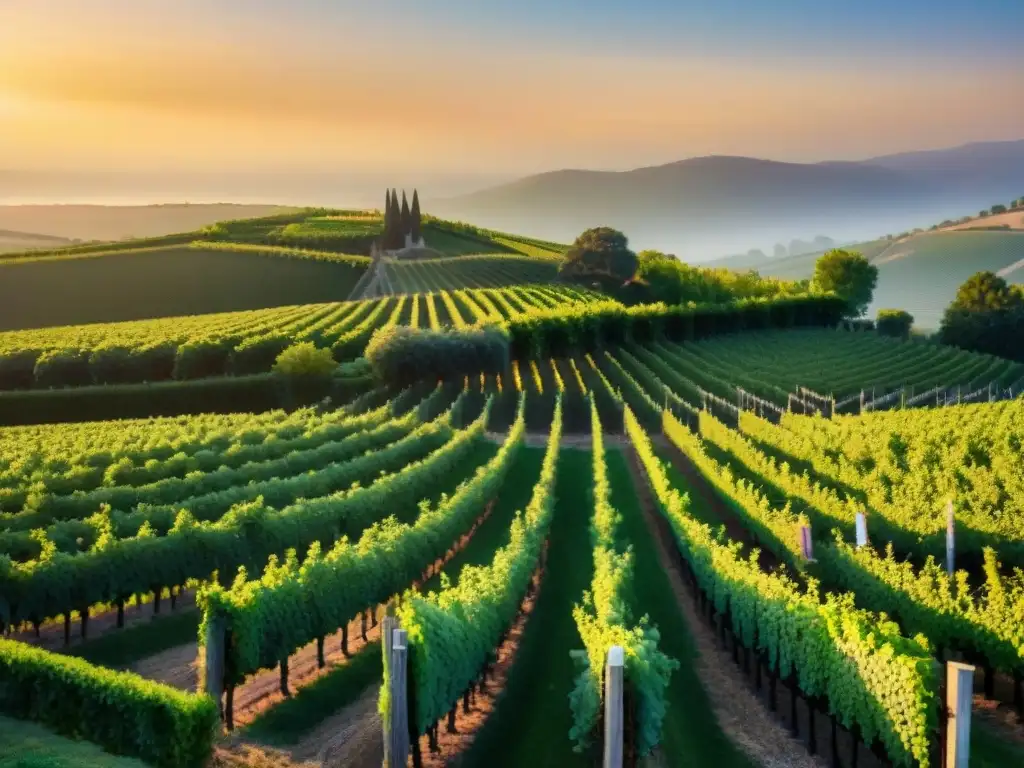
[
  {"x1": 410, "y1": 189, "x2": 422, "y2": 243},
  {"x1": 400, "y1": 191, "x2": 411, "y2": 241},
  {"x1": 939, "y1": 272, "x2": 1024, "y2": 362},
  {"x1": 388, "y1": 188, "x2": 401, "y2": 248},
  {"x1": 810, "y1": 249, "x2": 878, "y2": 317},
  {"x1": 558, "y1": 227, "x2": 638, "y2": 291},
  {"x1": 979, "y1": 209, "x2": 990, "y2": 218},
  {"x1": 991, "y1": 204, "x2": 1008, "y2": 215},
  {"x1": 876, "y1": 309, "x2": 914, "y2": 339},
  {"x1": 949, "y1": 271, "x2": 1020, "y2": 312},
  {"x1": 382, "y1": 189, "x2": 393, "y2": 246},
  {"x1": 773, "y1": 243, "x2": 787, "y2": 259}
]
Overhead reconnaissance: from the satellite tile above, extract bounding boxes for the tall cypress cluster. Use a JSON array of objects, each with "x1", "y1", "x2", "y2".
[{"x1": 381, "y1": 188, "x2": 423, "y2": 249}]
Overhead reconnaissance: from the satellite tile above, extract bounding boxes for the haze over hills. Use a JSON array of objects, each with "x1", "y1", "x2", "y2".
[{"x1": 434, "y1": 140, "x2": 1024, "y2": 261}]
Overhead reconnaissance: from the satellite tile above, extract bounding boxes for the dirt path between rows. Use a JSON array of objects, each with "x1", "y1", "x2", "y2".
[
  {"x1": 624, "y1": 449, "x2": 823, "y2": 768},
  {"x1": 10, "y1": 588, "x2": 196, "y2": 652},
  {"x1": 417, "y1": 563, "x2": 544, "y2": 767},
  {"x1": 654, "y1": 436, "x2": 783, "y2": 574}
]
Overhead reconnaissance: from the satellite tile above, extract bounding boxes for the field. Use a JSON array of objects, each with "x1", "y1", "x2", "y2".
[
  {"x1": 0, "y1": 210, "x2": 569, "y2": 332},
  {"x1": 0, "y1": 204, "x2": 300, "y2": 243},
  {"x1": 0, "y1": 283, "x2": 607, "y2": 396},
  {"x1": 0, "y1": 246, "x2": 369, "y2": 331},
  {"x1": 754, "y1": 238, "x2": 892, "y2": 280},
  {"x1": 756, "y1": 230, "x2": 1024, "y2": 329},
  {"x1": 4, "y1": 209, "x2": 1024, "y2": 768},
  {"x1": 0, "y1": 228, "x2": 74, "y2": 254},
  {"x1": 867, "y1": 231, "x2": 1024, "y2": 327}
]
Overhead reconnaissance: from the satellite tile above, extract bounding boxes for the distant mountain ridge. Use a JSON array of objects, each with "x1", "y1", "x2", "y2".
[{"x1": 434, "y1": 140, "x2": 1024, "y2": 260}]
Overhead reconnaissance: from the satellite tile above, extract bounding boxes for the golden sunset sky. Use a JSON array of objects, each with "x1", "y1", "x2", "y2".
[{"x1": 1, "y1": 1, "x2": 1022, "y2": 175}]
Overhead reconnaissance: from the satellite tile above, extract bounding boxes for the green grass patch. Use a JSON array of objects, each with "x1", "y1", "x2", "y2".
[
  {"x1": 971, "y1": 718, "x2": 1024, "y2": 767},
  {"x1": 460, "y1": 448, "x2": 594, "y2": 768},
  {"x1": 243, "y1": 642, "x2": 383, "y2": 746},
  {"x1": 67, "y1": 609, "x2": 199, "y2": 669},
  {"x1": 0, "y1": 715, "x2": 149, "y2": 768},
  {"x1": 607, "y1": 448, "x2": 754, "y2": 767},
  {"x1": 0, "y1": 246, "x2": 365, "y2": 331}
]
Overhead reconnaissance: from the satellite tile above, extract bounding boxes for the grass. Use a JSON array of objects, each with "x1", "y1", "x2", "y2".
[
  {"x1": 460, "y1": 448, "x2": 594, "y2": 768},
  {"x1": 243, "y1": 642, "x2": 383, "y2": 746},
  {"x1": 67, "y1": 608, "x2": 200, "y2": 668},
  {"x1": 0, "y1": 246, "x2": 365, "y2": 331},
  {"x1": 607, "y1": 448, "x2": 754, "y2": 767},
  {"x1": 0, "y1": 716, "x2": 149, "y2": 768},
  {"x1": 971, "y1": 719, "x2": 1024, "y2": 767},
  {"x1": 866, "y1": 230, "x2": 1024, "y2": 328}
]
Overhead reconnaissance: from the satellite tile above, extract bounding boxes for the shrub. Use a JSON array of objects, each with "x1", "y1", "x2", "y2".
[
  {"x1": 272, "y1": 342, "x2": 337, "y2": 377},
  {"x1": 0, "y1": 350, "x2": 38, "y2": 390},
  {"x1": 0, "y1": 638, "x2": 218, "y2": 768},
  {"x1": 338, "y1": 357, "x2": 372, "y2": 378},
  {"x1": 230, "y1": 335, "x2": 292, "y2": 376},
  {"x1": 173, "y1": 340, "x2": 232, "y2": 380},
  {"x1": 365, "y1": 325, "x2": 510, "y2": 388},
  {"x1": 33, "y1": 350, "x2": 92, "y2": 388},
  {"x1": 876, "y1": 309, "x2": 914, "y2": 339}
]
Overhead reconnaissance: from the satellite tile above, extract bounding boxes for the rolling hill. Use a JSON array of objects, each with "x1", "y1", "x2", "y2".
[
  {"x1": 0, "y1": 203, "x2": 300, "y2": 243},
  {"x1": 710, "y1": 229, "x2": 1024, "y2": 329},
  {"x1": 434, "y1": 140, "x2": 1024, "y2": 260},
  {"x1": 0, "y1": 228, "x2": 75, "y2": 254},
  {"x1": 0, "y1": 210, "x2": 566, "y2": 331}
]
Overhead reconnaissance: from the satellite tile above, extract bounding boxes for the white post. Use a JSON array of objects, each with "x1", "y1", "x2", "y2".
[
  {"x1": 385, "y1": 627, "x2": 410, "y2": 768},
  {"x1": 945, "y1": 661, "x2": 974, "y2": 768},
  {"x1": 855, "y1": 512, "x2": 868, "y2": 548},
  {"x1": 603, "y1": 645, "x2": 625, "y2": 768},
  {"x1": 799, "y1": 524, "x2": 814, "y2": 561},
  {"x1": 946, "y1": 500, "x2": 955, "y2": 577}
]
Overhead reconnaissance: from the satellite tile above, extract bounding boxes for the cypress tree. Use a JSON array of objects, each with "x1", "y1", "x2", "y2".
[
  {"x1": 382, "y1": 189, "x2": 392, "y2": 247},
  {"x1": 385, "y1": 189, "x2": 397, "y2": 249},
  {"x1": 410, "y1": 190, "x2": 422, "y2": 244},
  {"x1": 400, "y1": 191, "x2": 411, "y2": 242},
  {"x1": 391, "y1": 188, "x2": 402, "y2": 249}
]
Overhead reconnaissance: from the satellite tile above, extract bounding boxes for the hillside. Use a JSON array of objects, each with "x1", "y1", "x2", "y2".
[
  {"x1": 435, "y1": 140, "x2": 1024, "y2": 259},
  {"x1": 867, "y1": 230, "x2": 1024, "y2": 327},
  {"x1": 0, "y1": 203, "x2": 299, "y2": 242},
  {"x1": 725, "y1": 229, "x2": 1024, "y2": 328},
  {"x1": 0, "y1": 228, "x2": 75, "y2": 254},
  {"x1": 0, "y1": 211, "x2": 566, "y2": 331}
]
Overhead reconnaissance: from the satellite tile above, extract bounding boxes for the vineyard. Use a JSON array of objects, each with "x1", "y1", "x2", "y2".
[{"x1": 3, "y1": 209, "x2": 1024, "y2": 768}]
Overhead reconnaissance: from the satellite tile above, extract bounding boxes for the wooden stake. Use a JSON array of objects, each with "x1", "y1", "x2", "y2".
[
  {"x1": 603, "y1": 645, "x2": 625, "y2": 768},
  {"x1": 945, "y1": 661, "x2": 974, "y2": 768},
  {"x1": 946, "y1": 500, "x2": 955, "y2": 577},
  {"x1": 385, "y1": 626, "x2": 410, "y2": 768}
]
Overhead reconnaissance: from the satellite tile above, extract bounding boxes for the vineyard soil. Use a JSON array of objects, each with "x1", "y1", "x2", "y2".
[{"x1": 622, "y1": 448, "x2": 823, "y2": 768}]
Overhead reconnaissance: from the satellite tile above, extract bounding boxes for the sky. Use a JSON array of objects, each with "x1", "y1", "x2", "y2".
[{"x1": 1, "y1": 0, "x2": 1023, "y2": 179}]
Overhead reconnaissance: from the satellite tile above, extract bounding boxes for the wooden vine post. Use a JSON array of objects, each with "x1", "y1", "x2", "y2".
[
  {"x1": 855, "y1": 512, "x2": 868, "y2": 548},
  {"x1": 203, "y1": 613, "x2": 227, "y2": 723},
  {"x1": 945, "y1": 661, "x2": 974, "y2": 768},
  {"x1": 383, "y1": 620, "x2": 410, "y2": 768},
  {"x1": 603, "y1": 644, "x2": 625, "y2": 768},
  {"x1": 945, "y1": 500, "x2": 955, "y2": 577}
]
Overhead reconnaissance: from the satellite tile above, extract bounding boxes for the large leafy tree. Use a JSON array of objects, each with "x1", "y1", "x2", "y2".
[
  {"x1": 949, "y1": 271, "x2": 1020, "y2": 312},
  {"x1": 940, "y1": 272, "x2": 1024, "y2": 361},
  {"x1": 559, "y1": 227, "x2": 638, "y2": 290},
  {"x1": 811, "y1": 249, "x2": 878, "y2": 317}
]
